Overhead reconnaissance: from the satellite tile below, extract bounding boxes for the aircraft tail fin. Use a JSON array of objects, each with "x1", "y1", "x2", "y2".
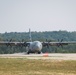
[{"x1": 29, "y1": 28, "x2": 32, "y2": 41}]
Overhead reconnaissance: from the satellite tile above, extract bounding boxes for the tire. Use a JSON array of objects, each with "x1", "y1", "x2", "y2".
[{"x1": 38, "y1": 51, "x2": 41, "y2": 54}]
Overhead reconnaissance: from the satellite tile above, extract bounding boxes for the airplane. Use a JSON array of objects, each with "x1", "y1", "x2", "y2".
[{"x1": 0, "y1": 29, "x2": 76, "y2": 54}]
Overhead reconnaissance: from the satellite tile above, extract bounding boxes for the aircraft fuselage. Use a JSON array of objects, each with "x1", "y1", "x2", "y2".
[{"x1": 26, "y1": 41, "x2": 42, "y2": 54}]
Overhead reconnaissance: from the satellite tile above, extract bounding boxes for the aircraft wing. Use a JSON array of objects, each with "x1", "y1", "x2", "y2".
[
  {"x1": 0, "y1": 41, "x2": 30, "y2": 47},
  {"x1": 0, "y1": 41, "x2": 76, "y2": 47},
  {"x1": 42, "y1": 41, "x2": 76, "y2": 47}
]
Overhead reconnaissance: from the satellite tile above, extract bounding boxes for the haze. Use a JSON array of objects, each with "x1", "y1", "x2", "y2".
[{"x1": 0, "y1": 0, "x2": 76, "y2": 33}]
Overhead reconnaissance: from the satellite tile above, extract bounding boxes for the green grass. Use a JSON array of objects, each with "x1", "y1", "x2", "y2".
[{"x1": 0, "y1": 58, "x2": 76, "y2": 75}]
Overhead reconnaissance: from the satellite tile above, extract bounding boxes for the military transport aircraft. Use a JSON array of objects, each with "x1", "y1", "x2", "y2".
[{"x1": 0, "y1": 29, "x2": 76, "y2": 54}]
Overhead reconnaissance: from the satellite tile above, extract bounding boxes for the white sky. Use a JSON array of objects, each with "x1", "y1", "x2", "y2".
[{"x1": 0, "y1": 0, "x2": 76, "y2": 33}]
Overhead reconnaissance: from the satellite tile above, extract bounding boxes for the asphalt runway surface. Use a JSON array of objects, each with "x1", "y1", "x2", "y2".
[{"x1": 0, "y1": 53, "x2": 76, "y2": 60}]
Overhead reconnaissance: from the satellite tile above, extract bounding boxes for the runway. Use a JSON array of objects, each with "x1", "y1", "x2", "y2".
[{"x1": 0, "y1": 53, "x2": 76, "y2": 60}]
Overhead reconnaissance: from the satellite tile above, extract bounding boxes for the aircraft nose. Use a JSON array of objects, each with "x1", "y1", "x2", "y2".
[
  {"x1": 35, "y1": 43, "x2": 42, "y2": 50},
  {"x1": 33, "y1": 41, "x2": 42, "y2": 51},
  {"x1": 36, "y1": 44, "x2": 40, "y2": 49}
]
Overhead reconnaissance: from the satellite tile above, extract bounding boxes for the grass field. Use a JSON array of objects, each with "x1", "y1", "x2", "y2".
[{"x1": 0, "y1": 58, "x2": 76, "y2": 75}]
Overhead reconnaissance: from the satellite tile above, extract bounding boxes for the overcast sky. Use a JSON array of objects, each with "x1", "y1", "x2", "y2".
[{"x1": 0, "y1": 0, "x2": 76, "y2": 33}]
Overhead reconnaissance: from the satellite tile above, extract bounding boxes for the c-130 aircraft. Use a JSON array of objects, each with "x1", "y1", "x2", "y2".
[{"x1": 0, "y1": 29, "x2": 76, "y2": 54}]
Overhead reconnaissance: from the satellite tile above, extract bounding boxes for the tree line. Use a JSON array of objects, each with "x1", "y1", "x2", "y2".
[{"x1": 0, "y1": 30, "x2": 76, "y2": 54}]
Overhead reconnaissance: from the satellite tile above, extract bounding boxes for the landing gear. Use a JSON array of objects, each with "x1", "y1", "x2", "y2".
[
  {"x1": 27, "y1": 51, "x2": 30, "y2": 54},
  {"x1": 38, "y1": 51, "x2": 41, "y2": 54},
  {"x1": 26, "y1": 50, "x2": 41, "y2": 54}
]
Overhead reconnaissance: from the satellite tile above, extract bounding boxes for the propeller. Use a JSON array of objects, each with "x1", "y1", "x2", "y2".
[
  {"x1": 18, "y1": 39, "x2": 28, "y2": 47},
  {"x1": 18, "y1": 39, "x2": 24, "y2": 47},
  {"x1": 46, "y1": 39, "x2": 50, "y2": 48},
  {"x1": 22, "y1": 39, "x2": 29, "y2": 47},
  {"x1": 6, "y1": 39, "x2": 12, "y2": 47},
  {"x1": 57, "y1": 39, "x2": 63, "y2": 48}
]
